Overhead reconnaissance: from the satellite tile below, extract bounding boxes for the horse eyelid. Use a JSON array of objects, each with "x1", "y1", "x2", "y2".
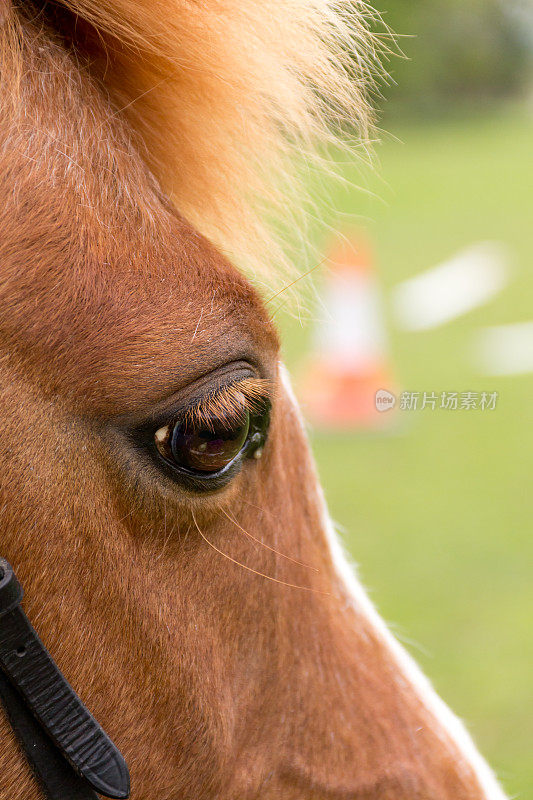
[{"x1": 179, "y1": 377, "x2": 272, "y2": 431}]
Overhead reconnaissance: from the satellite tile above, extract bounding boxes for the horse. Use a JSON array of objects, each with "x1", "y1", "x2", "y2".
[{"x1": 0, "y1": 1, "x2": 507, "y2": 798}]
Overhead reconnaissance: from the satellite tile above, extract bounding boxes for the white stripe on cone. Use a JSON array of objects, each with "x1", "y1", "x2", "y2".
[{"x1": 300, "y1": 233, "x2": 395, "y2": 428}]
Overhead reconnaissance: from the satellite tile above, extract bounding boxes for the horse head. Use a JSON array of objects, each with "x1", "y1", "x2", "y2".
[{"x1": 0, "y1": 2, "x2": 505, "y2": 798}]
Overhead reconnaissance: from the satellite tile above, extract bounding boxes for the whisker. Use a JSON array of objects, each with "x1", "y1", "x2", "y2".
[
  {"x1": 220, "y1": 507, "x2": 318, "y2": 572},
  {"x1": 192, "y1": 513, "x2": 329, "y2": 595},
  {"x1": 239, "y1": 497, "x2": 283, "y2": 521},
  {"x1": 268, "y1": 296, "x2": 291, "y2": 322},
  {"x1": 264, "y1": 258, "x2": 327, "y2": 305}
]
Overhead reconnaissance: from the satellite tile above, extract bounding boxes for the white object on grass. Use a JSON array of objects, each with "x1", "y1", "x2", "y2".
[
  {"x1": 472, "y1": 321, "x2": 533, "y2": 376},
  {"x1": 392, "y1": 242, "x2": 510, "y2": 331}
]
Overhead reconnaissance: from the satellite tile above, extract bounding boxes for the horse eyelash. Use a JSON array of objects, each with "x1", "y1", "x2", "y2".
[{"x1": 182, "y1": 378, "x2": 271, "y2": 431}]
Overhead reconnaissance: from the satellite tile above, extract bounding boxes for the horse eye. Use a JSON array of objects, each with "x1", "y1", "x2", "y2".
[{"x1": 155, "y1": 412, "x2": 251, "y2": 474}]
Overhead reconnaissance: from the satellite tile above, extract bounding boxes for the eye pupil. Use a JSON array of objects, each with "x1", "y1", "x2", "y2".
[{"x1": 166, "y1": 412, "x2": 250, "y2": 474}]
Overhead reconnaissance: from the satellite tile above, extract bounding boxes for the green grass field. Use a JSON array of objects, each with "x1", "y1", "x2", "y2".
[{"x1": 278, "y1": 108, "x2": 533, "y2": 799}]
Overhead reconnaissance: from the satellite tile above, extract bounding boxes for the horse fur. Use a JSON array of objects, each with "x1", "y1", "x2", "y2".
[
  {"x1": 0, "y1": 2, "x2": 508, "y2": 799},
  {"x1": 1, "y1": 0, "x2": 379, "y2": 283}
]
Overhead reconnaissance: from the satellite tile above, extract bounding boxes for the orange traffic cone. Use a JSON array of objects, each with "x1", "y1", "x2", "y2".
[{"x1": 299, "y1": 232, "x2": 396, "y2": 428}]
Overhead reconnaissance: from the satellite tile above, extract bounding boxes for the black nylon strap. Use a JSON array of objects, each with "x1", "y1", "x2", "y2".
[{"x1": 0, "y1": 559, "x2": 130, "y2": 800}]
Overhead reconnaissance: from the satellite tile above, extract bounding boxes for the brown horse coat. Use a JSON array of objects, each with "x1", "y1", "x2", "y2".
[{"x1": 0, "y1": 2, "x2": 506, "y2": 798}]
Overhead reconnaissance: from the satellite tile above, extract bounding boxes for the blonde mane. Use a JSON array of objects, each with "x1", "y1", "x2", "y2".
[{"x1": 2, "y1": 0, "x2": 381, "y2": 285}]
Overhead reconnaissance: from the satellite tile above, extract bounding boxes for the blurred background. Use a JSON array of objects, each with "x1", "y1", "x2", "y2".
[{"x1": 277, "y1": 2, "x2": 533, "y2": 797}]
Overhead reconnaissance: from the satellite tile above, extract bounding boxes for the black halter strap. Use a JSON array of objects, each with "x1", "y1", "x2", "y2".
[{"x1": 0, "y1": 558, "x2": 130, "y2": 800}]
